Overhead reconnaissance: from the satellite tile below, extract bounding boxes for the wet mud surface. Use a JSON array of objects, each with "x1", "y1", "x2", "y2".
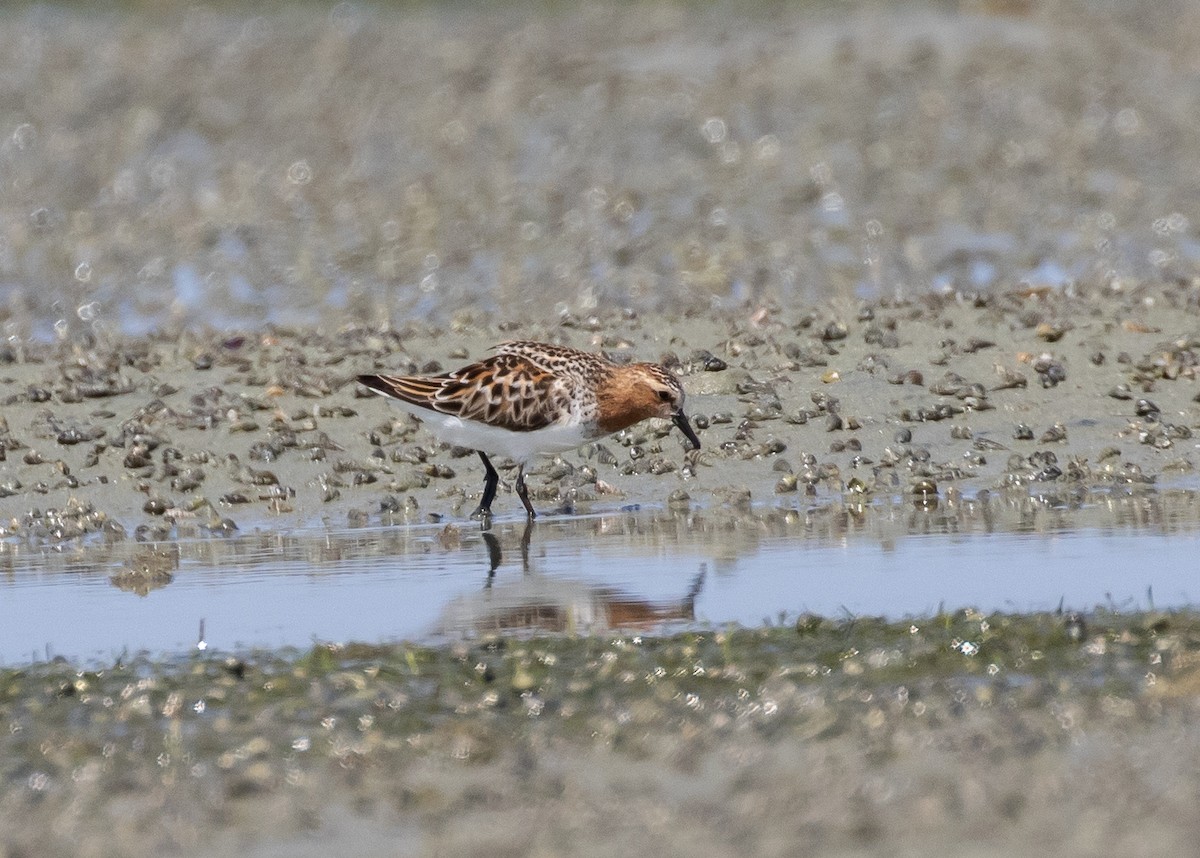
[
  {"x1": 3, "y1": 281, "x2": 1200, "y2": 548},
  {"x1": 3, "y1": 0, "x2": 1200, "y2": 335},
  {"x1": 6, "y1": 267, "x2": 1200, "y2": 857}
]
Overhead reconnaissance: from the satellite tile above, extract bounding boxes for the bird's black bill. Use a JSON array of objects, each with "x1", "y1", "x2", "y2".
[{"x1": 673, "y1": 411, "x2": 701, "y2": 450}]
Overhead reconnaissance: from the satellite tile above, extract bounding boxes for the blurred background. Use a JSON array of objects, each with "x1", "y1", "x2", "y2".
[{"x1": 1, "y1": 0, "x2": 1199, "y2": 339}]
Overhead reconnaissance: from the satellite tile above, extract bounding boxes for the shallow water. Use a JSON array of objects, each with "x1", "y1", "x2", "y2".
[{"x1": 5, "y1": 496, "x2": 1199, "y2": 663}]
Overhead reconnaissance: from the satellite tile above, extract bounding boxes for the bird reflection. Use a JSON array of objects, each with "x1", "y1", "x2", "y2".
[
  {"x1": 442, "y1": 521, "x2": 706, "y2": 635},
  {"x1": 480, "y1": 518, "x2": 532, "y2": 583}
]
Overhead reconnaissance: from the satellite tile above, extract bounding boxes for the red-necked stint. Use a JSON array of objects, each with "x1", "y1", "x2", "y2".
[{"x1": 357, "y1": 341, "x2": 701, "y2": 519}]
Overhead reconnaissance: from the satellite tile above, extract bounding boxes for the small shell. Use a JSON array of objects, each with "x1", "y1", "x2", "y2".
[{"x1": 910, "y1": 478, "x2": 938, "y2": 498}]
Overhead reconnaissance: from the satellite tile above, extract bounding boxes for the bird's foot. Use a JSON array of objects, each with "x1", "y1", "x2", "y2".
[{"x1": 469, "y1": 506, "x2": 493, "y2": 526}]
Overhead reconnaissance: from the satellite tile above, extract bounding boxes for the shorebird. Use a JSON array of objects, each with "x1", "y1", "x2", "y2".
[{"x1": 357, "y1": 341, "x2": 700, "y2": 519}]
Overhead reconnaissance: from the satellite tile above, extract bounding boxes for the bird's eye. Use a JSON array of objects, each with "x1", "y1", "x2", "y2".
[{"x1": 657, "y1": 389, "x2": 673, "y2": 402}]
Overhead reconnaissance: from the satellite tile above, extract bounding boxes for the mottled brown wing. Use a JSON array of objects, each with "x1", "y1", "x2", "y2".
[
  {"x1": 357, "y1": 374, "x2": 447, "y2": 409},
  {"x1": 358, "y1": 353, "x2": 570, "y2": 432},
  {"x1": 495, "y1": 341, "x2": 609, "y2": 380}
]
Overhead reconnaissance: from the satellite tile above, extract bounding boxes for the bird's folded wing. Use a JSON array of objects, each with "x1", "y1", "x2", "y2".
[{"x1": 360, "y1": 354, "x2": 571, "y2": 432}]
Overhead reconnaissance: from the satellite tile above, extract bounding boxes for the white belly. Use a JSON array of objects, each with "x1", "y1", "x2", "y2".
[{"x1": 383, "y1": 399, "x2": 591, "y2": 463}]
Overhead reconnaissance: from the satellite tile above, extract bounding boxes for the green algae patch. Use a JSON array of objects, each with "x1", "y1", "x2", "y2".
[
  {"x1": 5, "y1": 611, "x2": 1200, "y2": 856},
  {"x1": 0, "y1": 610, "x2": 1189, "y2": 773}
]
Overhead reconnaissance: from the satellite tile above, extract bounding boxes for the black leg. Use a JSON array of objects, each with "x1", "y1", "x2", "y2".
[
  {"x1": 515, "y1": 464, "x2": 537, "y2": 519},
  {"x1": 518, "y1": 518, "x2": 533, "y2": 572},
  {"x1": 471, "y1": 451, "x2": 499, "y2": 521}
]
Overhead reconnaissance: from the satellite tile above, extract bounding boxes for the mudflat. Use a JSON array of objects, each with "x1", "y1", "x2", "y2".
[
  {"x1": 4, "y1": 1, "x2": 1200, "y2": 855},
  {"x1": 2, "y1": 283, "x2": 1197, "y2": 542}
]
